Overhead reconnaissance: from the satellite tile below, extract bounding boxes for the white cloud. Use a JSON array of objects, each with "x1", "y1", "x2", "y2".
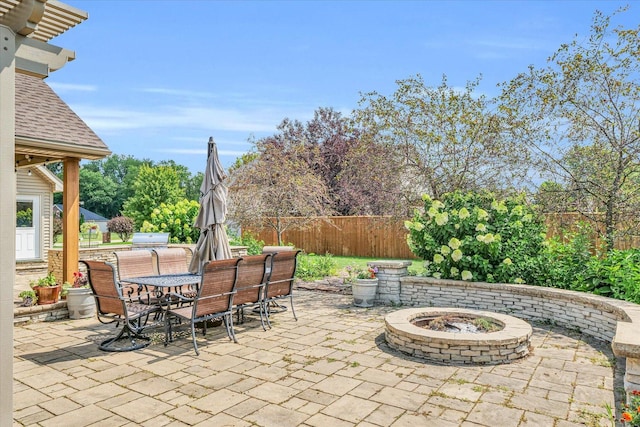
[
  {"x1": 140, "y1": 87, "x2": 218, "y2": 99},
  {"x1": 69, "y1": 103, "x2": 293, "y2": 134},
  {"x1": 47, "y1": 82, "x2": 97, "y2": 92},
  {"x1": 157, "y1": 148, "x2": 248, "y2": 156},
  {"x1": 168, "y1": 136, "x2": 254, "y2": 147}
]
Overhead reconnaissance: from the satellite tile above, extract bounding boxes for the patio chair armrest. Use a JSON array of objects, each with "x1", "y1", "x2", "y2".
[
  {"x1": 198, "y1": 290, "x2": 236, "y2": 302},
  {"x1": 93, "y1": 294, "x2": 128, "y2": 303},
  {"x1": 166, "y1": 291, "x2": 194, "y2": 303}
]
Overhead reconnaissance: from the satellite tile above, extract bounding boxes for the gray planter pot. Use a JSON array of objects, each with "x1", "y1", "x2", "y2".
[
  {"x1": 66, "y1": 287, "x2": 95, "y2": 319},
  {"x1": 352, "y1": 278, "x2": 378, "y2": 307}
]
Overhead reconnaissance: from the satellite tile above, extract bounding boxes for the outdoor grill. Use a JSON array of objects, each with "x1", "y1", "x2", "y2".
[{"x1": 131, "y1": 232, "x2": 170, "y2": 250}]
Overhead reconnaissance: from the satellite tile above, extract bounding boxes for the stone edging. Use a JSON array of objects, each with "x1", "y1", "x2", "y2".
[{"x1": 14, "y1": 301, "x2": 68, "y2": 325}]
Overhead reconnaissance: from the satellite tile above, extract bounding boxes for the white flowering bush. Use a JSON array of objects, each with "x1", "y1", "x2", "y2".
[
  {"x1": 141, "y1": 199, "x2": 200, "y2": 243},
  {"x1": 405, "y1": 191, "x2": 546, "y2": 283}
]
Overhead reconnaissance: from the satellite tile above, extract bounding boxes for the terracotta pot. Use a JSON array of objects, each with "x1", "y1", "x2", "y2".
[{"x1": 35, "y1": 285, "x2": 61, "y2": 305}]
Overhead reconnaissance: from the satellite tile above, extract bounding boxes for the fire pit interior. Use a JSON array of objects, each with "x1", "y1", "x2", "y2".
[
  {"x1": 413, "y1": 314, "x2": 504, "y2": 333},
  {"x1": 385, "y1": 307, "x2": 532, "y2": 365}
]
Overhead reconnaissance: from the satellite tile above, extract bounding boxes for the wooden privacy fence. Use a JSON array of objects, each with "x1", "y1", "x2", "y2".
[
  {"x1": 544, "y1": 213, "x2": 640, "y2": 250},
  {"x1": 247, "y1": 216, "x2": 417, "y2": 259},
  {"x1": 247, "y1": 214, "x2": 640, "y2": 259}
]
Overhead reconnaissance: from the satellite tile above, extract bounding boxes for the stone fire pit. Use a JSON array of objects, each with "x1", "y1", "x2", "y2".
[{"x1": 385, "y1": 307, "x2": 532, "y2": 365}]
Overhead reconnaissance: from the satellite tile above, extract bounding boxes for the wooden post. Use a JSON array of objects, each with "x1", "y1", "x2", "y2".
[{"x1": 63, "y1": 157, "x2": 80, "y2": 283}]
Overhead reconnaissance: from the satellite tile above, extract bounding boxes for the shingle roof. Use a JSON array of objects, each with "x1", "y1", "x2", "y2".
[{"x1": 15, "y1": 72, "x2": 109, "y2": 153}]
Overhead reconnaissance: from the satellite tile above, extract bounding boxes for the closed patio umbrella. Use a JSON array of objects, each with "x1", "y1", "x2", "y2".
[{"x1": 189, "y1": 137, "x2": 232, "y2": 274}]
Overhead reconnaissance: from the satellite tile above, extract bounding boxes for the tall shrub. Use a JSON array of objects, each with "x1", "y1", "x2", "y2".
[
  {"x1": 140, "y1": 199, "x2": 200, "y2": 243},
  {"x1": 405, "y1": 191, "x2": 547, "y2": 284},
  {"x1": 107, "y1": 216, "x2": 135, "y2": 242},
  {"x1": 536, "y1": 222, "x2": 594, "y2": 289},
  {"x1": 228, "y1": 230, "x2": 264, "y2": 255}
]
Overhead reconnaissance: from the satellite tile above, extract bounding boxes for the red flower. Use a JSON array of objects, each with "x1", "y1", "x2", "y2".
[
  {"x1": 72, "y1": 271, "x2": 88, "y2": 287},
  {"x1": 622, "y1": 412, "x2": 633, "y2": 422}
]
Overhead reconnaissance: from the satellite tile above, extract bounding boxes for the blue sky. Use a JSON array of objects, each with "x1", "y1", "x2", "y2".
[{"x1": 49, "y1": 1, "x2": 634, "y2": 174}]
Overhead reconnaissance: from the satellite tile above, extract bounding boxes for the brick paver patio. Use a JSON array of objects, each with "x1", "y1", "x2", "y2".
[{"x1": 13, "y1": 290, "x2": 624, "y2": 426}]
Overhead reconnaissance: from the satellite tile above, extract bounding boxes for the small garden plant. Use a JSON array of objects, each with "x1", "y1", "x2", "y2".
[
  {"x1": 18, "y1": 290, "x2": 37, "y2": 306},
  {"x1": 296, "y1": 252, "x2": 338, "y2": 281},
  {"x1": 344, "y1": 265, "x2": 378, "y2": 284},
  {"x1": 621, "y1": 390, "x2": 640, "y2": 425},
  {"x1": 228, "y1": 230, "x2": 265, "y2": 255},
  {"x1": 30, "y1": 272, "x2": 58, "y2": 288},
  {"x1": 80, "y1": 222, "x2": 102, "y2": 245}
]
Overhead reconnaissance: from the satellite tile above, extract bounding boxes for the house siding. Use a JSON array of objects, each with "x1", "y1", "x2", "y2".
[{"x1": 16, "y1": 169, "x2": 55, "y2": 261}]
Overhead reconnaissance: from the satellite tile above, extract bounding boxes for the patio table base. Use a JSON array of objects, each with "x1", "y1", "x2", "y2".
[{"x1": 99, "y1": 324, "x2": 151, "y2": 352}]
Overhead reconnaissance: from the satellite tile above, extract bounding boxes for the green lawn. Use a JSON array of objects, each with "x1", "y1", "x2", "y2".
[
  {"x1": 329, "y1": 255, "x2": 421, "y2": 276},
  {"x1": 53, "y1": 232, "x2": 130, "y2": 247}
]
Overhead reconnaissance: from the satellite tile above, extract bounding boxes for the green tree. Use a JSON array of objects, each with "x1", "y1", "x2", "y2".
[
  {"x1": 83, "y1": 155, "x2": 149, "y2": 217},
  {"x1": 229, "y1": 152, "x2": 259, "y2": 173},
  {"x1": 352, "y1": 74, "x2": 530, "y2": 202},
  {"x1": 185, "y1": 171, "x2": 204, "y2": 201},
  {"x1": 534, "y1": 181, "x2": 576, "y2": 214},
  {"x1": 122, "y1": 164, "x2": 185, "y2": 229},
  {"x1": 500, "y1": 7, "x2": 640, "y2": 250},
  {"x1": 78, "y1": 169, "x2": 118, "y2": 218},
  {"x1": 228, "y1": 138, "x2": 334, "y2": 245},
  {"x1": 101, "y1": 155, "x2": 149, "y2": 210},
  {"x1": 46, "y1": 161, "x2": 63, "y2": 177},
  {"x1": 157, "y1": 160, "x2": 202, "y2": 201}
]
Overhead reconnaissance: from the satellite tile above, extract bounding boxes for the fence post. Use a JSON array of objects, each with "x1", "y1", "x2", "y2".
[{"x1": 368, "y1": 260, "x2": 412, "y2": 305}]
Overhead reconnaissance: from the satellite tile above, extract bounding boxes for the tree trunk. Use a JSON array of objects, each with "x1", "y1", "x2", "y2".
[{"x1": 276, "y1": 216, "x2": 283, "y2": 246}]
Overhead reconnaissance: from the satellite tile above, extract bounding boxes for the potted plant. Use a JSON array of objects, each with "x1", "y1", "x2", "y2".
[
  {"x1": 30, "y1": 272, "x2": 61, "y2": 305},
  {"x1": 621, "y1": 390, "x2": 640, "y2": 425},
  {"x1": 66, "y1": 271, "x2": 95, "y2": 319},
  {"x1": 346, "y1": 265, "x2": 379, "y2": 307},
  {"x1": 60, "y1": 282, "x2": 72, "y2": 299},
  {"x1": 18, "y1": 290, "x2": 37, "y2": 307}
]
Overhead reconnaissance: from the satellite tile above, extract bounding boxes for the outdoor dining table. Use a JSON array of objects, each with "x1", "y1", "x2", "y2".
[{"x1": 122, "y1": 273, "x2": 201, "y2": 306}]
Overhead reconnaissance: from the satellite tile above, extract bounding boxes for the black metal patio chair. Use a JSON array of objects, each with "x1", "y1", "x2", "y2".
[
  {"x1": 234, "y1": 253, "x2": 272, "y2": 330},
  {"x1": 263, "y1": 250, "x2": 301, "y2": 328},
  {"x1": 114, "y1": 250, "x2": 159, "y2": 304},
  {"x1": 164, "y1": 257, "x2": 241, "y2": 356},
  {"x1": 81, "y1": 260, "x2": 160, "y2": 352}
]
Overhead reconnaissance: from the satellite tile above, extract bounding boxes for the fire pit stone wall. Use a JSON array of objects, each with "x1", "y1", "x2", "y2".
[{"x1": 385, "y1": 307, "x2": 532, "y2": 365}]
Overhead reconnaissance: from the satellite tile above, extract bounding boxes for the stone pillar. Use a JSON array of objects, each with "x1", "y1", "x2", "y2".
[
  {"x1": 613, "y1": 321, "x2": 640, "y2": 404},
  {"x1": 368, "y1": 260, "x2": 412, "y2": 305},
  {"x1": 625, "y1": 358, "x2": 640, "y2": 404}
]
